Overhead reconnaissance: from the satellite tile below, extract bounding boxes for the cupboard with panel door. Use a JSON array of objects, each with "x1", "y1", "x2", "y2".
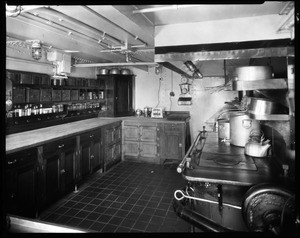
[
  {"x1": 6, "y1": 148, "x2": 38, "y2": 218},
  {"x1": 42, "y1": 136, "x2": 76, "y2": 208},
  {"x1": 123, "y1": 120, "x2": 161, "y2": 164},
  {"x1": 79, "y1": 129, "x2": 102, "y2": 180},
  {"x1": 101, "y1": 121, "x2": 122, "y2": 171}
]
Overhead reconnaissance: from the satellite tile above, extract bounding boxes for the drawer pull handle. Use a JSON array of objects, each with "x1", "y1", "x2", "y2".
[
  {"x1": 89, "y1": 135, "x2": 94, "y2": 138},
  {"x1": 58, "y1": 144, "x2": 64, "y2": 148},
  {"x1": 8, "y1": 159, "x2": 17, "y2": 165},
  {"x1": 60, "y1": 169, "x2": 66, "y2": 174},
  {"x1": 179, "y1": 143, "x2": 182, "y2": 147}
]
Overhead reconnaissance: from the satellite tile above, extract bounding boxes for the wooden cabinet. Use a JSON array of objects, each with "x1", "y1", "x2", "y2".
[
  {"x1": 6, "y1": 148, "x2": 38, "y2": 218},
  {"x1": 42, "y1": 137, "x2": 76, "y2": 207},
  {"x1": 160, "y1": 122, "x2": 186, "y2": 161},
  {"x1": 6, "y1": 70, "x2": 106, "y2": 135},
  {"x1": 97, "y1": 74, "x2": 134, "y2": 117},
  {"x1": 79, "y1": 129, "x2": 102, "y2": 179},
  {"x1": 123, "y1": 119, "x2": 189, "y2": 164},
  {"x1": 102, "y1": 121, "x2": 122, "y2": 171},
  {"x1": 123, "y1": 121, "x2": 161, "y2": 164}
]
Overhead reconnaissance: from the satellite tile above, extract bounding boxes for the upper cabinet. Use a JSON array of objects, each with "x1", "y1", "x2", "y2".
[
  {"x1": 97, "y1": 74, "x2": 135, "y2": 117},
  {"x1": 5, "y1": 70, "x2": 107, "y2": 134}
]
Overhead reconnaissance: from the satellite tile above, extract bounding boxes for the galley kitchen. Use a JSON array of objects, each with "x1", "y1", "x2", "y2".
[{"x1": 4, "y1": 2, "x2": 297, "y2": 234}]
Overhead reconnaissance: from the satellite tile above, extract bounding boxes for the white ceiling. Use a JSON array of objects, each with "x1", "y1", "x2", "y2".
[
  {"x1": 6, "y1": 2, "x2": 294, "y2": 69},
  {"x1": 130, "y1": 3, "x2": 287, "y2": 26}
]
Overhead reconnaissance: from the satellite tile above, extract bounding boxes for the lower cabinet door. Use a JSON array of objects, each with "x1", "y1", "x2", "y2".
[
  {"x1": 139, "y1": 142, "x2": 157, "y2": 158},
  {"x1": 124, "y1": 140, "x2": 139, "y2": 157},
  {"x1": 6, "y1": 148, "x2": 38, "y2": 218},
  {"x1": 6, "y1": 164, "x2": 37, "y2": 218},
  {"x1": 162, "y1": 131, "x2": 183, "y2": 160},
  {"x1": 45, "y1": 156, "x2": 60, "y2": 206}
]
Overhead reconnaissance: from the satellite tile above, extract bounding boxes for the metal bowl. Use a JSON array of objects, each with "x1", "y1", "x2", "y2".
[
  {"x1": 110, "y1": 68, "x2": 120, "y2": 74},
  {"x1": 121, "y1": 68, "x2": 131, "y2": 75},
  {"x1": 99, "y1": 68, "x2": 109, "y2": 75},
  {"x1": 247, "y1": 97, "x2": 289, "y2": 115},
  {"x1": 235, "y1": 66, "x2": 273, "y2": 81}
]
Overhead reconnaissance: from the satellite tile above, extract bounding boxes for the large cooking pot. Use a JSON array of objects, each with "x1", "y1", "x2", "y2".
[
  {"x1": 235, "y1": 66, "x2": 273, "y2": 81},
  {"x1": 230, "y1": 113, "x2": 260, "y2": 147},
  {"x1": 247, "y1": 97, "x2": 289, "y2": 115}
]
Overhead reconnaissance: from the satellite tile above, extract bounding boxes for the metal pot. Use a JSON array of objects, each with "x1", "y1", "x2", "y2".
[
  {"x1": 99, "y1": 68, "x2": 109, "y2": 75},
  {"x1": 229, "y1": 113, "x2": 260, "y2": 147},
  {"x1": 235, "y1": 66, "x2": 272, "y2": 81},
  {"x1": 110, "y1": 68, "x2": 120, "y2": 74},
  {"x1": 121, "y1": 68, "x2": 131, "y2": 75},
  {"x1": 217, "y1": 119, "x2": 230, "y2": 142},
  {"x1": 247, "y1": 97, "x2": 288, "y2": 115}
]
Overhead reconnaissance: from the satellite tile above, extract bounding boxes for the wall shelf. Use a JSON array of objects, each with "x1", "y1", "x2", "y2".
[{"x1": 232, "y1": 78, "x2": 287, "y2": 91}]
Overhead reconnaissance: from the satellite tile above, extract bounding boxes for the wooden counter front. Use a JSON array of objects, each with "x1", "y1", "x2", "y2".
[{"x1": 6, "y1": 118, "x2": 122, "y2": 154}]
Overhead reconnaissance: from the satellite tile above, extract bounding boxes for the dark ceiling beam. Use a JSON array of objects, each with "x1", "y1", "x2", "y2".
[
  {"x1": 155, "y1": 39, "x2": 294, "y2": 54},
  {"x1": 159, "y1": 62, "x2": 193, "y2": 79}
]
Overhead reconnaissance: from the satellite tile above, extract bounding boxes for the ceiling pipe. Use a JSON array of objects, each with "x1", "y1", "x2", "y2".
[
  {"x1": 8, "y1": 15, "x2": 125, "y2": 62},
  {"x1": 82, "y1": 5, "x2": 149, "y2": 47},
  {"x1": 23, "y1": 12, "x2": 112, "y2": 49},
  {"x1": 36, "y1": 7, "x2": 124, "y2": 46},
  {"x1": 132, "y1": 5, "x2": 199, "y2": 14}
]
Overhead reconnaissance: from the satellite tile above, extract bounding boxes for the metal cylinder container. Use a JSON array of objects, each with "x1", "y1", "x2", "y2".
[{"x1": 229, "y1": 113, "x2": 260, "y2": 147}]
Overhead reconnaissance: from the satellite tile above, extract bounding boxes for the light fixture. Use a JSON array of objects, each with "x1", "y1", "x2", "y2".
[
  {"x1": 184, "y1": 60, "x2": 203, "y2": 78},
  {"x1": 31, "y1": 41, "x2": 42, "y2": 60}
]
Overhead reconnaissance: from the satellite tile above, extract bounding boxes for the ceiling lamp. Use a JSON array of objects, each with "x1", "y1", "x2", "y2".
[
  {"x1": 184, "y1": 60, "x2": 203, "y2": 78},
  {"x1": 31, "y1": 41, "x2": 42, "y2": 60}
]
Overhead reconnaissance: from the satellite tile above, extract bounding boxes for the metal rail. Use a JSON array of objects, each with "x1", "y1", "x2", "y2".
[{"x1": 177, "y1": 127, "x2": 207, "y2": 174}]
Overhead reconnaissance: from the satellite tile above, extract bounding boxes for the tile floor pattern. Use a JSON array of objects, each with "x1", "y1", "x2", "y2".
[{"x1": 38, "y1": 161, "x2": 193, "y2": 233}]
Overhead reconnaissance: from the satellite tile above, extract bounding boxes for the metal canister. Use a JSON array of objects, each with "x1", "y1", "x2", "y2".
[
  {"x1": 144, "y1": 107, "x2": 148, "y2": 117},
  {"x1": 218, "y1": 119, "x2": 230, "y2": 142}
]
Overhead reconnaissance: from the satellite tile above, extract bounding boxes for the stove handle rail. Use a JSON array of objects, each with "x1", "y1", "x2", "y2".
[
  {"x1": 177, "y1": 127, "x2": 207, "y2": 174},
  {"x1": 173, "y1": 189, "x2": 232, "y2": 232}
]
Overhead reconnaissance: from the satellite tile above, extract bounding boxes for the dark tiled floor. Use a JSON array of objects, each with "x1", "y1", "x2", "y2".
[{"x1": 38, "y1": 161, "x2": 193, "y2": 233}]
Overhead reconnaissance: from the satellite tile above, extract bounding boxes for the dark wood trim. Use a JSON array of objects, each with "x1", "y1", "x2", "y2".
[{"x1": 155, "y1": 39, "x2": 294, "y2": 54}]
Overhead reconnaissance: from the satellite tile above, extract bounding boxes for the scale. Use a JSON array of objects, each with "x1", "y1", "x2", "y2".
[{"x1": 178, "y1": 77, "x2": 192, "y2": 105}]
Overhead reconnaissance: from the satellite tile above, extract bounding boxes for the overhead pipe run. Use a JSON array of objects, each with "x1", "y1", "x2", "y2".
[
  {"x1": 132, "y1": 5, "x2": 199, "y2": 14},
  {"x1": 23, "y1": 12, "x2": 111, "y2": 49},
  {"x1": 36, "y1": 7, "x2": 124, "y2": 46},
  {"x1": 81, "y1": 5, "x2": 149, "y2": 47}
]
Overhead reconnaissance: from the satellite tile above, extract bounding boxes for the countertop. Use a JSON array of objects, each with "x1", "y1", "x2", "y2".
[
  {"x1": 182, "y1": 132, "x2": 279, "y2": 186},
  {"x1": 6, "y1": 116, "x2": 189, "y2": 154},
  {"x1": 6, "y1": 117, "x2": 122, "y2": 154}
]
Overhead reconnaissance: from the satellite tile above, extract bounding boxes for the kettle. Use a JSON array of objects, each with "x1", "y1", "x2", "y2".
[{"x1": 244, "y1": 130, "x2": 271, "y2": 157}]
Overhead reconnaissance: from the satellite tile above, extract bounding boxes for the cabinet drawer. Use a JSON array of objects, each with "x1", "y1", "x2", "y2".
[
  {"x1": 31, "y1": 74, "x2": 41, "y2": 85},
  {"x1": 70, "y1": 90, "x2": 79, "y2": 101},
  {"x1": 43, "y1": 137, "x2": 76, "y2": 157},
  {"x1": 52, "y1": 90, "x2": 62, "y2": 102},
  {"x1": 40, "y1": 89, "x2": 52, "y2": 102},
  {"x1": 164, "y1": 123, "x2": 184, "y2": 132},
  {"x1": 12, "y1": 88, "x2": 26, "y2": 103},
  {"x1": 80, "y1": 130, "x2": 101, "y2": 143},
  {"x1": 41, "y1": 75, "x2": 50, "y2": 85},
  {"x1": 61, "y1": 90, "x2": 70, "y2": 101},
  {"x1": 65, "y1": 77, "x2": 76, "y2": 86},
  {"x1": 20, "y1": 73, "x2": 32, "y2": 84},
  {"x1": 7, "y1": 147, "x2": 37, "y2": 168},
  {"x1": 7, "y1": 71, "x2": 20, "y2": 84},
  {"x1": 26, "y1": 88, "x2": 40, "y2": 103}
]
